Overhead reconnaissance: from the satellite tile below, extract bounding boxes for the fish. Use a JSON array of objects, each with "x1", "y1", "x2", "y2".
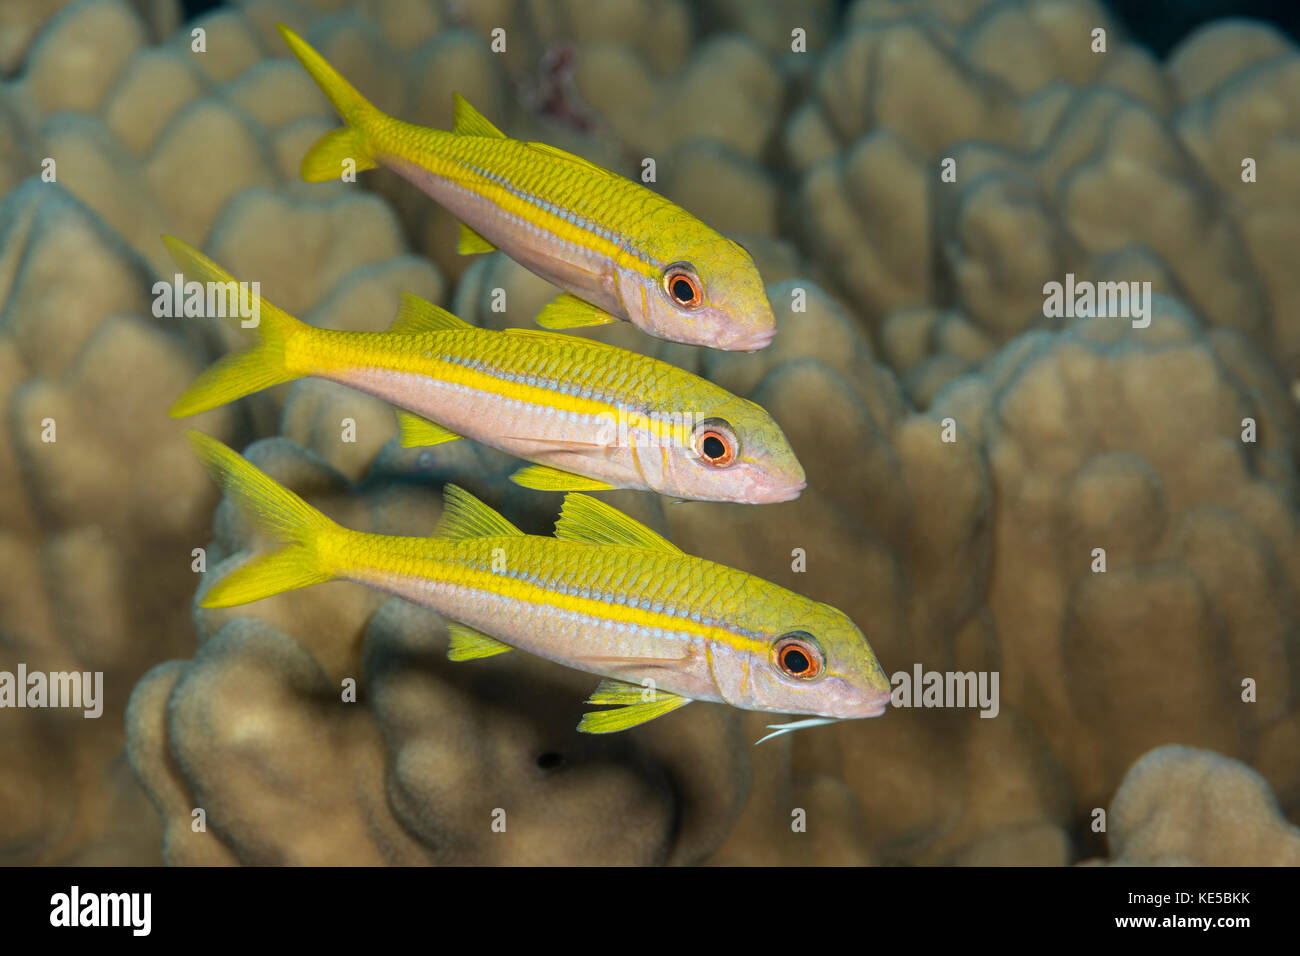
[
  {"x1": 163, "y1": 236, "x2": 805, "y2": 504},
  {"x1": 277, "y1": 23, "x2": 777, "y2": 352},
  {"x1": 186, "y1": 432, "x2": 892, "y2": 739}
]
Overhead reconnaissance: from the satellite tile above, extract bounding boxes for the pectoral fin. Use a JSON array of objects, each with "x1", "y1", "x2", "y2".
[
  {"x1": 535, "y1": 294, "x2": 620, "y2": 330},
  {"x1": 446, "y1": 622, "x2": 514, "y2": 661},
  {"x1": 396, "y1": 410, "x2": 462, "y2": 447},
  {"x1": 578, "y1": 678, "x2": 691, "y2": 733},
  {"x1": 511, "y1": 464, "x2": 615, "y2": 492}
]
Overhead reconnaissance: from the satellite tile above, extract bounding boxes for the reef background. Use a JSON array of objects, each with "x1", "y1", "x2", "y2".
[{"x1": 1, "y1": 0, "x2": 1298, "y2": 865}]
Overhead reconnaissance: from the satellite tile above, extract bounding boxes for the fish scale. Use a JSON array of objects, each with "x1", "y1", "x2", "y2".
[
  {"x1": 163, "y1": 233, "x2": 805, "y2": 502},
  {"x1": 188, "y1": 433, "x2": 892, "y2": 733},
  {"x1": 279, "y1": 23, "x2": 777, "y2": 351}
]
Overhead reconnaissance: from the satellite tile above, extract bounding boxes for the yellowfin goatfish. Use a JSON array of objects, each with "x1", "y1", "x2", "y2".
[
  {"x1": 163, "y1": 237, "x2": 805, "y2": 503},
  {"x1": 277, "y1": 24, "x2": 777, "y2": 352},
  {"x1": 187, "y1": 432, "x2": 890, "y2": 739}
]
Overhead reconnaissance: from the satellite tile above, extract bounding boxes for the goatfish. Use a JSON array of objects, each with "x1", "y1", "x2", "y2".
[
  {"x1": 187, "y1": 432, "x2": 891, "y2": 739},
  {"x1": 163, "y1": 237, "x2": 804, "y2": 503},
  {"x1": 277, "y1": 23, "x2": 777, "y2": 352}
]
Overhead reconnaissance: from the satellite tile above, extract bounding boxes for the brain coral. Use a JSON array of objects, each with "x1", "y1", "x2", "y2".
[{"x1": 1, "y1": 0, "x2": 1297, "y2": 868}]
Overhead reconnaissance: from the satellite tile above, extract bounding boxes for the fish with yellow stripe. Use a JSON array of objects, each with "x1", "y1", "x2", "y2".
[
  {"x1": 187, "y1": 432, "x2": 891, "y2": 739},
  {"x1": 163, "y1": 236, "x2": 805, "y2": 503},
  {"x1": 277, "y1": 23, "x2": 776, "y2": 352}
]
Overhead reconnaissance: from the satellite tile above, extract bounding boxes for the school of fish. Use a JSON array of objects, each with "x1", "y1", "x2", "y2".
[{"x1": 169, "y1": 24, "x2": 889, "y2": 742}]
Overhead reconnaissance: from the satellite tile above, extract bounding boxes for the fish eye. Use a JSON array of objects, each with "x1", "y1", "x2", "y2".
[
  {"x1": 774, "y1": 631, "x2": 823, "y2": 680},
  {"x1": 691, "y1": 418, "x2": 737, "y2": 467},
  {"x1": 663, "y1": 263, "x2": 703, "y2": 310}
]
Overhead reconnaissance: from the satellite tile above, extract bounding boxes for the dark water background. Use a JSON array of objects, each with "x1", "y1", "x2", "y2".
[{"x1": 179, "y1": 0, "x2": 1300, "y2": 56}]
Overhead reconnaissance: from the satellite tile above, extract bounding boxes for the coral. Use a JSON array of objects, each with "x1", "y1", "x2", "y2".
[
  {"x1": 1106, "y1": 746, "x2": 1300, "y2": 865},
  {"x1": 782, "y1": 0, "x2": 1298, "y2": 405},
  {"x1": 1, "y1": 0, "x2": 1296, "y2": 868},
  {"x1": 0, "y1": 180, "x2": 209, "y2": 863}
]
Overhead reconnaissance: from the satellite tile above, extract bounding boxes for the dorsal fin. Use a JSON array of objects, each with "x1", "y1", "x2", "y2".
[
  {"x1": 390, "y1": 292, "x2": 473, "y2": 333},
  {"x1": 452, "y1": 93, "x2": 506, "y2": 138},
  {"x1": 555, "y1": 494, "x2": 682, "y2": 553},
  {"x1": 434, "y1": 485, "x2": 523, "y2": 539},
  {"x1": 526, "y1": 141, "x2": 608, "y2": 176}
]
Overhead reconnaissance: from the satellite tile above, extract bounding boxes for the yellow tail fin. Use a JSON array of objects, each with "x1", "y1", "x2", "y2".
[
  {"x1": 163, "y1": 236, "x2": 309, "y2": 417},
  {"x1": 277, "y1": 23, "x2": 382, "y2": 182},
  {"x1": 187, "y1": 432, "x2": 341, "y2": 608}
]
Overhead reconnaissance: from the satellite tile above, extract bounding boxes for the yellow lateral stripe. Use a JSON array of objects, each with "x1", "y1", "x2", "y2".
[
  {"x1": 385, "y1": 132, "x2": 660, "y2": 279},
  {"x1": 309, "y1": 344, "x2": 695, "y2": 439},
  {"x1": 362, "y1": 550, "x2": 767, "y2": 656}
]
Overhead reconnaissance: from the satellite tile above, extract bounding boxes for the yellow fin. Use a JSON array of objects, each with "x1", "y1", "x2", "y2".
[
  {"x1": 456, "y1": 222, "x2": 497, "y2": 255},
  {"x1": 201, "y1": 545, "x2": 332, "y2": 608},
  {"x1": 390, "y1": 292, "x2": 472, "y2": 333},
  {"x1": 510, "y1": 465, "x2": 615, "y2": 492},
  {"x1": 578, "y1": 680, "x2": 691, "y2": 733},
  {"x1": 277, "y1": 25, "x2": 382, "y2": 182},
  {"x1": 162, "y1": 236, "x2": 307, "y2": 417},
  {"x1": 301, "y1": 126, "x2": 377, "y2": 182},
  {"x1": 446, "y1": 622, "x2": 513, "y2": 661},
  {"x1": 434, "y1": 485, "x2": 523, "y2": 539},
  {"x1": 587, "y1": 678, "x2": 654, "y2": 705},
  {"x1": 452, "y1": 93, "x2": 505, "y2": 138},
  {"x1": 185, "y1": 431, "x2": 340, "y2": 607},
  {"x1": 555, "y1": 493, "x2": 682, "y2": 553},
  {"x1": 535, "y1": 293, "x2": 620, "y2": 330},
  {"x1": 396, "y1": 410, "x2": 461, "y2": 447},
  {"x1": 527, "y1": 141, "x2": 608, "y2": 176}
]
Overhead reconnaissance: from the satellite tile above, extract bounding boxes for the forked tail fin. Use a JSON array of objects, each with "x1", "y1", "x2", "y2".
[
  {"x1": 163, "y1": 236, "x2": 309, "y2": 416},
  {"x1": 187, "y1": 431, "x2": 343, "y2": 607},
  {"x1": 277, "y1": 23, "x2": 383, "y2": 182}
]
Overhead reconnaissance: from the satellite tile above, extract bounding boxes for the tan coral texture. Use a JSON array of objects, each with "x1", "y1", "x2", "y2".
[{"x1": 0, "y1": 0, "x2": 1296, "y2": 866}]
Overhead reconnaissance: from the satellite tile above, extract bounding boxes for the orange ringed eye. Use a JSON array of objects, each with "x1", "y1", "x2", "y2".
[
  {"x1": 774, "y1": 635, "x2": 822, "y2": 679},
  {"x1": 664, "y1": 267, "x2": 702, "y2": 309},
  {"x1": 696, "y1": 430, "x2": 734, "y2": 466}
]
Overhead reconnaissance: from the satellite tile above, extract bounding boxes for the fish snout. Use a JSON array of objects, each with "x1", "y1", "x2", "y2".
[
  {"x1": 768, "y1": 477, "x2": 806, "y2": 502},
  {"x1": 851, "y1": 689, "x2": 893, "y2": 718},
  {"x1": 725, "y1": 327, "x2": 777, "y2": 352}
]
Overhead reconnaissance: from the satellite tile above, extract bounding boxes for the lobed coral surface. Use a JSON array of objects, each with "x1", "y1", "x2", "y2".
[{"x1": 0, "y1": 0, "x2": 1296, "y2": 865}]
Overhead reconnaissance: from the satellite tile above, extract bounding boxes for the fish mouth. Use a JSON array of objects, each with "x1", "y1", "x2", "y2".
[
  {"x1": 724, "y1": 328, "x2": 777, "y2": 352},
  {"x1": 849, "y1": 691, "x2": 893, "y2": 718},
  {"x1": 738, "y1": 477, "x2": 805, "y2": 504},
  {"x1": 769, "y1": 478, "x2": 806, "y2": 502}
]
